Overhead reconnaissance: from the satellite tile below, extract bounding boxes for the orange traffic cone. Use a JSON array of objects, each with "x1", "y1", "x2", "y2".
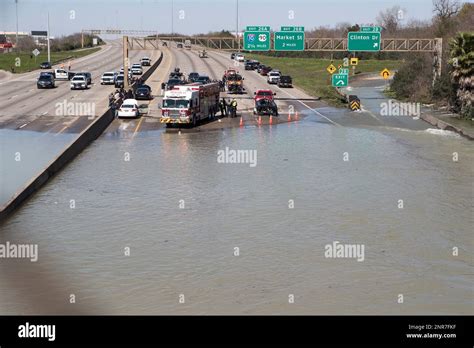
[
  {"x1": 288, "y1": 113, "x2": 291, "y2": 122},
  {"x1": 258, "y1": 116, "x2": 262, "y2": 125},
  {"x1": 269, "y1": 115, "x2": 273, "y2": 124},
  {"x1": 295, "y1": 111, "x2": 299, "y2": 120},
  {"x1": 239, "y1": 116, "x2": 243, "y2": 127}
]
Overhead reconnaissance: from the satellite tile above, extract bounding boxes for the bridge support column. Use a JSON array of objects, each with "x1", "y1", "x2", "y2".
[{"x1": 432, "y1": 38, "x2": 443, "y2": 87}]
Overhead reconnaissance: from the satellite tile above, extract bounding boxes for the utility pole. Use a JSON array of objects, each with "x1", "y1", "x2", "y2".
[
  {"x1": 123, "y1": 36, "x2": 129, "y2": 89},
  {"x1": 15, "y1": 0, "x2": 19, "y2": 50},
  {"x1": 171, "y1": 0, "x2": 174, "y2": 36},
  {"x1": 236, "y1": 0, "x2": 239, "y2": 52},
  {"x1": 47, "y1": 12, "x2": 51, "y2": 63}
]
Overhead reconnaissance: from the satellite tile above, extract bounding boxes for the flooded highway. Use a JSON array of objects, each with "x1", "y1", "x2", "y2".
[{"x1": 1, "y1": 107, "x2": 472, "y2": 314}]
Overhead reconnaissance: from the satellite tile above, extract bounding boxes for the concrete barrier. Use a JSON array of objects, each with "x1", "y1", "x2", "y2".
[{"x1": 0, "y1": 52, "x2": 164, "y2": 223}]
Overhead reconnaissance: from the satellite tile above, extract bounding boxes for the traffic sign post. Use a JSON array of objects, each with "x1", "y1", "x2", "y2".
[
  {"x1": 243, "y1": 27, "x2": 270, "y2": 51},
  {"x1": 332, "y1": 73, "x2": 348, "y2": 87},
  {"x1": 32, "y1": 49, "x2": 40, "y2": 64},
  {"x1": 348, "y1": 32, "x2": 381, "y2": 51}
]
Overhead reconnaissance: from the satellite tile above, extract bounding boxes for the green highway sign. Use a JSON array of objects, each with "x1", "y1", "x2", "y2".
[
  {"x1": 332, "y1": 73, "x2": 348, "y2": 87},
  {"x1": 243, "y1": 31, "x2": 270, "y2": 51},
  {"x1": 246, "y1": 26, "x2": 270, "y2": 32},
  {"x1": 339, "y1": 68, "x2": 349, "y2": 75},
  {"x1": 274, "y1": 31, "x2": 305, "y2": 51},
  {"x1": 348, "y1": 32, "x2": 381, "y2": 51},
  {"x1": 360, "y1": 26, "x2": 382, "y2": 33},
  {"x1": 281, "y1": 26, "x2": 305, "y2": 32}
]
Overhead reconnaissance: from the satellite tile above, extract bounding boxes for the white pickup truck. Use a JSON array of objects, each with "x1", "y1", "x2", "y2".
[
  {"x1": 70, "y1": 75, "x2": 88, "y2": 90},
  {"x1": 267, "y1": 70, "x2": 281, "y2": 84}
]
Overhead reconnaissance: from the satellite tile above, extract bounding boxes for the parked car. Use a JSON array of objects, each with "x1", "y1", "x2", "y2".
[
  {"x1": 115, "y1": 74, "x2": 125, "y2": 88},
  {"x1": 37, "y1": 74, "x2": 55, "y2": 88},
  {"x1": 188, "y1": 72, "x2": 200, "y2": 82},
  {"x1": 196, "y1": 75, "x2": 211, "y2": 84},
  {"x1": 267, "y1": 71, "x2": 281, "y2": 84},
  {"x1": 101, "y1": 72, "x2": 117, "y2": 85},
  {"x1": 74, "y1": 72, "x2": 92, "y2": 85},
  {"x1": 117, "y1": 99, "x2": 140, "y2": 118},
  {"x1": 40, "y1": 61, "x2": 51, "y2": 69},
  {"x1": 131, "y1": 63, "x2": 143, "y2": 75},
  {"x1": 70, "y1": 75, "x2": 88, "y2": 90},
  {"x1": 278, "y1": 75, "x2": 293, "y2": 88},
  {"x1": 135, "y1": 86, "x2": 152, "y2": 100}
]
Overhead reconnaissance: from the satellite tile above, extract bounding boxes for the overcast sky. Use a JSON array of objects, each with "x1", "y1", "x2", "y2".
[{"x1": 1, "y1": 0, "x2": 441, "y2": 37}]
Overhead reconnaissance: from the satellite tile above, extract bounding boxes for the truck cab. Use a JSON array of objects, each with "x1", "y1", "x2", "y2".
[{"x1": 254, "y1": 89, "x2": 276, "y2": 102}]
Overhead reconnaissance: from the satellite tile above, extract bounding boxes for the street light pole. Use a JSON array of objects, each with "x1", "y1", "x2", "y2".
[
  {"x1": 236, "y1": 0, "x2": 239, "y2": 52},
  {"x1": 171, "y1": 0, "x2": 174, "y2": 36},
  {"x1": 47, "y1": 12, "x2": 51, "y2": 63},
  {"x1": 15, "y1": 0, "x2": 19, "y2": 50}
]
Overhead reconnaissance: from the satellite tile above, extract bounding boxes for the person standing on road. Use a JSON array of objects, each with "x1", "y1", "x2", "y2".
[
  {"x1": 230, "y1": 98, "x2": 237, "y2": 118},
  {"x1": 221, "y1": 98, "x2": 228, "y2": 116}
]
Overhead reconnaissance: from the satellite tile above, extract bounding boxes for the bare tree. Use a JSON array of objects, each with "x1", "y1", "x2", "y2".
[
  {"x1": 376, "y1": 6, "x2": 403, "y2": 33},
  {"x1": 433, "y1": 0, "x2": 461, "y2": 19}
]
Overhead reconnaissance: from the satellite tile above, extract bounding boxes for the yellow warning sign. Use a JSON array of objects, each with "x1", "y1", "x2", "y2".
[
  {"x1": 350, "y1": 57, "x2": 358, "y2": 66},
  {"x1": 380, "y1": 68, "x2": 391, "y2": 79},
  {"x1": 350, "y1": 100, "x2": 361, "y2": 111},
  {"x1": 327, "y1": 64, "x2": 337, "y2": 74}
]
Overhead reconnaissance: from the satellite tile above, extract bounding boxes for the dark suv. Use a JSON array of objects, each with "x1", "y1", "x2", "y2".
[
  {"x1": 188, "y1": 72, "x2": 200, "y2": 82},
  {"x1": 278, "y1": 75, "x2": 293, "y2": 88},
  {"x1": 37, "y1": 74, "x2": 55, "y2": 89}
]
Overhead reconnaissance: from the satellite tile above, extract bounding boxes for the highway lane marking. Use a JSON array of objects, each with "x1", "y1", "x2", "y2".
[
  {"x1": 18, "y1": 123, "x2": 28, "y2": 129},
  {"x1": 131, "y1": 116, "x2": 145, "y2": 139},
  {"x1": 55, "y1": 117, "x2": 80, "y2": 135},
  {"x1": 41, "y1": 111, "x2": 48, "y2": 116},
  {"x1": 8, "y1": 95, "x2": 18, "y2": 100}
]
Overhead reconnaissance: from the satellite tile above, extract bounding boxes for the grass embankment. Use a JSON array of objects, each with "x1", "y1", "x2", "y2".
[
  {"x1": 0, "y1": 47, "x2": 102, "y2": 74},
  {"x1": 246, "y1": 54, "x2": 403, "y2": 106}
]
